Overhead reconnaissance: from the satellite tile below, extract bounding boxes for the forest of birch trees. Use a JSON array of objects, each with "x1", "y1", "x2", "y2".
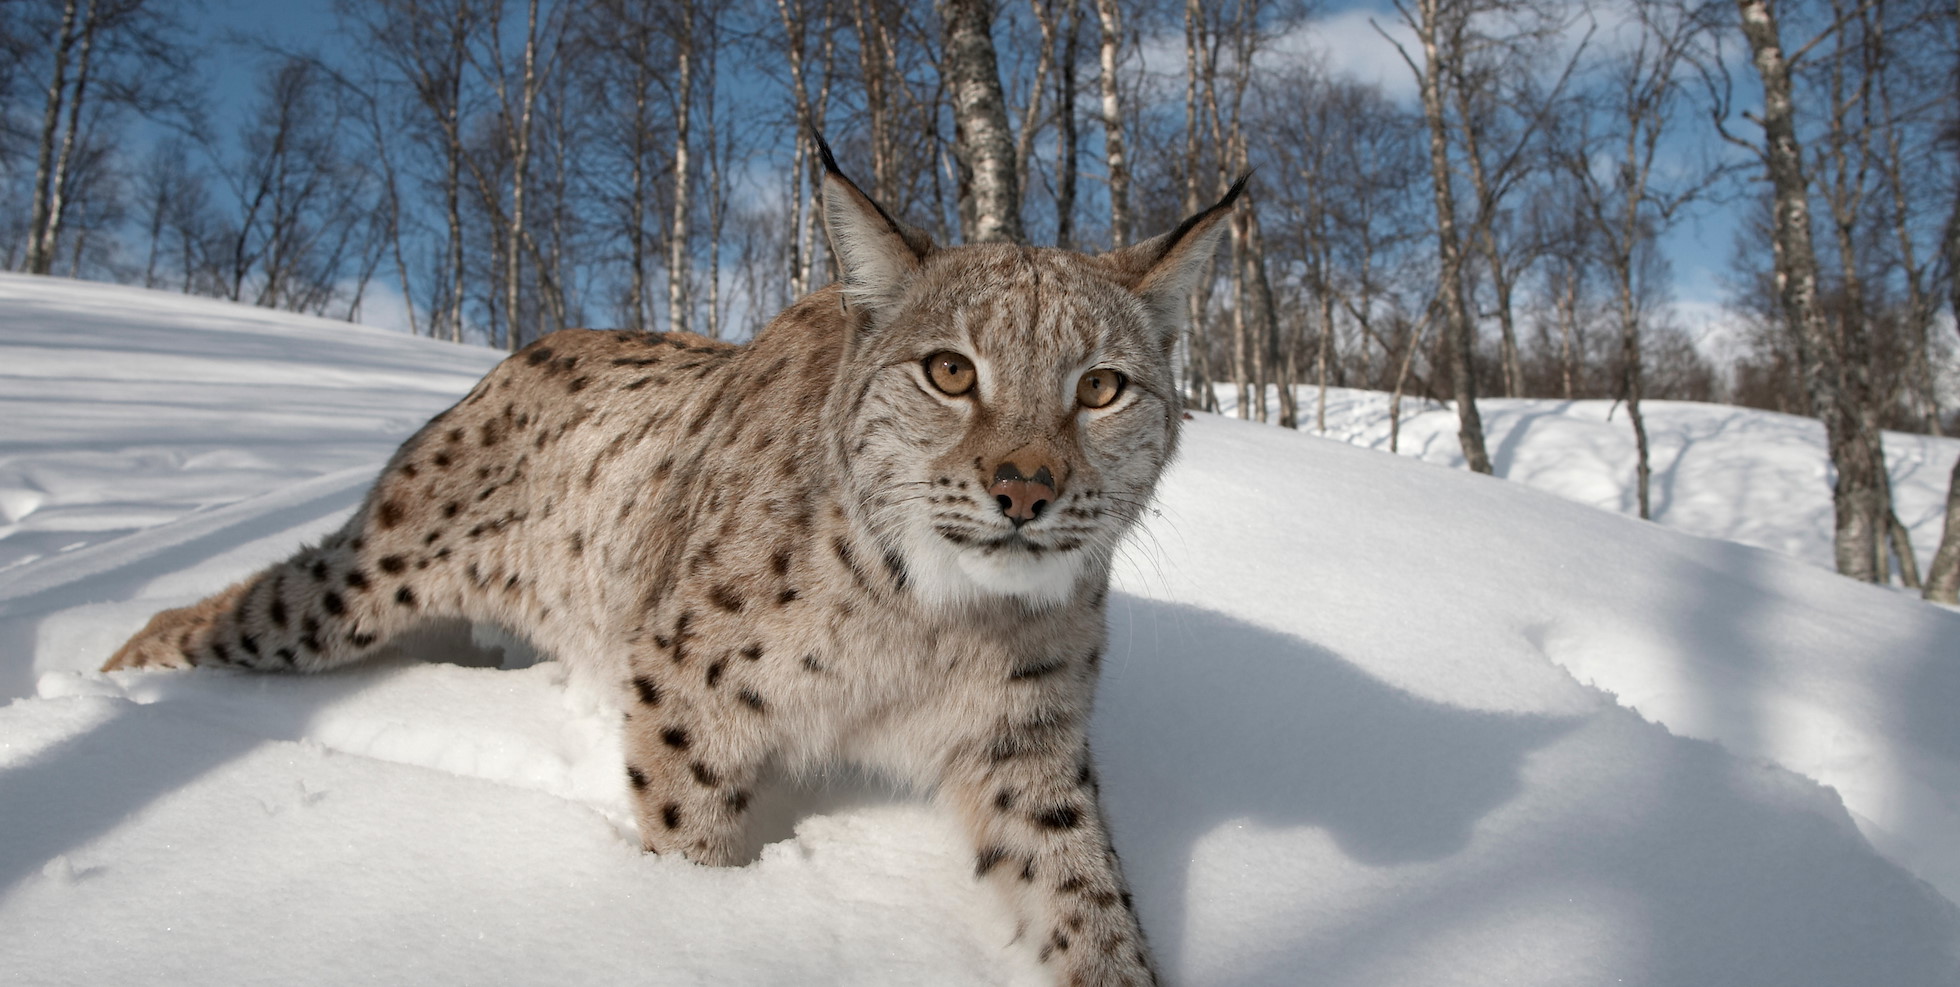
[{"x1": 2, "y1": 0, "x2": 1959, "y2": 595}]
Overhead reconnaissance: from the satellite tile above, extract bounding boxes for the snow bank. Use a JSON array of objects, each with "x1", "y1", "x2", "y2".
[
  {"x1": 2, "y1": 274, "x2": 1956, "y2": 985},
  {"x1": 1219, "y1": 386, "x2": 1960, "y2": 576}
]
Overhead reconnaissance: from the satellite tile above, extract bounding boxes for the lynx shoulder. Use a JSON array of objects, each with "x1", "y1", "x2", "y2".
[{"x1": 106, "y1": 145, "x2": 1243, "y2": 986}]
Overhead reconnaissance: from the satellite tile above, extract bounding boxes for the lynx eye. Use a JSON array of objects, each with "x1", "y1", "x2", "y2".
[
  {"x1": 924, "y1": 351, "x2": 976, "y2": 396},
  {"x1": 1077, "y1": 367, "x2": 1126, "y2": 409}
]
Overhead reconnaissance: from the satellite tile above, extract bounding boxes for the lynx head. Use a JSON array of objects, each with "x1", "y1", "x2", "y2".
[{"x1": 815, "y1": 140, "x2": 1242, "y2": 609}]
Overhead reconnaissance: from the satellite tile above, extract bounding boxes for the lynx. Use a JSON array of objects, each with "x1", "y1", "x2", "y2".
[{"x1": 105, "y1": 142, "x2": 1242, "y2": 985}]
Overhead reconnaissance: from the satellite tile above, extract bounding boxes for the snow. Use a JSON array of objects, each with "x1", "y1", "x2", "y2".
[
  {"x1": 1218, "y1": 386, "x2": 1960, "y2": 575},
  {"x1": 2, "y1": 271, "x2": 1957, "y2": 985}
]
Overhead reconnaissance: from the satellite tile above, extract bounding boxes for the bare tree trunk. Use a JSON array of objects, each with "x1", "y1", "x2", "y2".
[
  {"x1": 1410, "y1": 0, "x2": 1492, "y2": 473},
  {"x1": 1450, "y1": 69, "x2": 1522, "y2": 398},
  {"x1": 1052, "y1": 0, "x2": 1080, "y2": 249},
  {"x1": 1093, "y1": 0, "x2": 1129, "y2": 247},
  {"x1": 26, "y1": 0, "x2": 82, "y2": 275},
  {"x1": 627, "y1": 16, "x2": 653, "y2": 331},
  {"x1": 668, "y1": 0, "x2": 695, "y2": 335},
  {"x1": 1616, "y1": 274, "x2": 1652, "y2": 518},
  {"x1": 704, "y1": 13, "x2": 725, "y2": 340},
  {"x1": 1182, "y1": 0, "x2": 1203, "y2": 407},
  {"x1": 446, "y1": 0, "x2": 467, "y2": 342},
  {"x1": 1737, "y1": 0, "x2": 1886, "y2": 581},
  {"x1": 776, "y1": 0, "x2": 836, "y2": 300},
  {"x1": 40, "y1": 0, "x2": 99, "y2": 276},
  {"x1": 1876, "y1": 48, "x2": 1944, "y2": 436},
  {"x1": 1927, "y1": 457, "x2": 1960, "y2": 603},
  {"x1": 503, "y1": 0, "x2": 542, "y2": 351},
  {"x1": 1923, "y1": 12, "x2": 1960, "y2": 602},
  {"x1": 1315, "y1": 256, "x2": 1334, "y2": 433},
  {"x1": 940, "y1": 0, "x2": 1025, "y2": 244},
  {"x1": 365, "y1": 90, "x2": 418, "y2": 338},
  {"x1": 1557, "y1": 259, "x2": 1578, "y2": 399},
  {"x1": 1388, "y1": 315, "x2": 1430, "y2": 455},
  {"x1": 1018, "y1": 0, "x2": 1058, "y2": 223}
]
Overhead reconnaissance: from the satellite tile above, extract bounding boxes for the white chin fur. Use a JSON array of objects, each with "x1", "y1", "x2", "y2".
[{"x1": 899, "y1": 526, "x2": 1085, "y2": 609}]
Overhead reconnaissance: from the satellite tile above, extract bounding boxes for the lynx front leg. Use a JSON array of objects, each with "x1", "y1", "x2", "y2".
[
  {"x1": 619, "y1": 687, "x2": 767, "y2": 866},
  {"x1": 945, "y1": 729, "x2": 1158, "y2": 986}
]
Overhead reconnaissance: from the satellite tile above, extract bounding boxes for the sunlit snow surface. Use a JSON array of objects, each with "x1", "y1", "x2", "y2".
[{"x1": 2, "y1": 273, "x2": 1956, "y2": 985}]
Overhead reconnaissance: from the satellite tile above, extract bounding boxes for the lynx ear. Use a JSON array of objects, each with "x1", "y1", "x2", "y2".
[
  {"x1": 1101, "y1": 174, "x2": 1248, "y2": 339},
  {"x1": 817, "y1": 136, "x2": 936, "y2": 320}
]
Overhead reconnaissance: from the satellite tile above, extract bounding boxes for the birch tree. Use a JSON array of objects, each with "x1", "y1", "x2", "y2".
[
  {"x1": 1732, "y1": 0, "x2": 1891, "y2": 581},
  {"x1": 1558, "y1": 0, "x2": 1721, "y2": 519},
  {"x1": 939, "y1": 0, "x2": 1025, "y2": 244}
]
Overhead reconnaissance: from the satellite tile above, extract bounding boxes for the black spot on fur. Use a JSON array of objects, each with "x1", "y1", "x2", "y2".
[
  {"x1": 626, "y1": 766, "x2": 648, "y2": 790},
  {"x1": 525, "y1": 346, "x2": 555, "y2": 366},
  {"x1": 881, "y1": 550, "x2": 908, "y2": 590},
  {"x1": 660, "y1": 803, "x2": 681, "y2": 829},
  {"x1": 708, "y1": 584, "x2": 745, "y2": 613},
  {"x1": 801, "y1": 654, "x2": 823, "y2": 673},
  {"x1": 689, "y1": 761, "x2": 719, "y2": 786},
  {"x1": 1009, "y1": 658, "x2": 1066, "y2": 681},
  {"x1": 726, "y1": 790, "x2": 750, "y2": 813},
  {"x1": 269, "y1": 596, "x2": 288, "y2": 628},
  {"x1": 739, "y1": 644, "x2": 762, "y2": 662},
  {"x1": 321, "y1": 591, "x2": 345, "y2": 616},
  {"x1": 632, "y1": 676, "x2": 661, "y2": 706},
  {"x1": 661, "y1": 727, "x2": 691, "y2": 750},
  {"x1": 770, "y1": 548, "x2": 793, "y2": 576},
  {"x1": 395, "y1": 586, "x2": 417, "y2": 608},
  {"x1": 994, "y1": 789, "x2": 1016, "y2": 811},
  {"x1": 347, "y1": 631, "x2": 376, "y2": 649},
  {"x1": 375, "y1": 500, "x2": 405, "y2": 529},
  {"x1": 238, "y1": 634, "x2": 260, "y2": 657},
  {"x1": 776, "y1": 588, "x2": 799, "y2": 606},
  {"x1": 975, "y1": 847, "x2": 1007, "y2": 877},
  {"x1": 442, "y1": 501, "x2": 460, "y2": 518},
  {"x1": 705, "y1": 659, "x2": 725, "y2": 688},
  {"x1": 738, "y1": 689, "x2": 766, "y2": 711},
  {"x1": 378, "y1": 555, "x2": 406, "y2": 574},
  {"x1": 309, "y1": 559, "x2": 329, "y2": 582},
  {"x1": 831, "y1": 537, "x2": 872, "y2": 590},
  {"x1": 344, "y1": 569, "x2": 369, "y2": 591}
]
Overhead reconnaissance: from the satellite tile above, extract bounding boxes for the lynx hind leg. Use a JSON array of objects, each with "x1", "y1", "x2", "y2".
[
  {"x1": 102, "y1": 533, "x2": 416, "y2": 674},
  {"x1": 104, "y1": 580, "x2": 254, "y2": 670}
]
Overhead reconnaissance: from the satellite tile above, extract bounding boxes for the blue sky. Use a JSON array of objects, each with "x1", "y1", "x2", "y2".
[{"x1": 180, "y1": 0, "x2": 1744, "y2": 340}]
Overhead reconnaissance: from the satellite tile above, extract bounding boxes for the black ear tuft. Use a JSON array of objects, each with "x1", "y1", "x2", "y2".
[
  {"x1": 815, "y1": 135, "x2": 937, "y2": 320},
  {"x1": 814, "y1": 131, "x2": 844, "y2": 178},
  {"x1": 1097, "y1": 173, "x2": 1248, "y2": 342}
]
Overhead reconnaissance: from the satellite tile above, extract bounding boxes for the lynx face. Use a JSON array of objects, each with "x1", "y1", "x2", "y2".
[{"x1": 835, "y1": 248, "x2": 1182, "y2": 607}]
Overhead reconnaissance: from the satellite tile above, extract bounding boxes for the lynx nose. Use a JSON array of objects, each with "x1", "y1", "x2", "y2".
[{"x1": 988, "y1": 461, "x2": 1057, "y2": 527}]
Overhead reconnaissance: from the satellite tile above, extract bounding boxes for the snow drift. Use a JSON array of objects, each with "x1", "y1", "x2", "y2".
[{"x1": 2, "y1": 272, "x2": 1956, "y2": 985}]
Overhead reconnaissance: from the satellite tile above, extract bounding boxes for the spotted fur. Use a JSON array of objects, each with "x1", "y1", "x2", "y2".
[{"x1": 105, "y1": 148, "x2": 1243, "y2": 986}]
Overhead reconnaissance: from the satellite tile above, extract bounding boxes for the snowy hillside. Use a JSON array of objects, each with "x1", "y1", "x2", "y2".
[
  {"x1": 1215, "y1": 387, "x2": 1960, "y2": 577},
  {"x1": 2, "y1": 272, "x2": 1957, "y2": 986}
]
